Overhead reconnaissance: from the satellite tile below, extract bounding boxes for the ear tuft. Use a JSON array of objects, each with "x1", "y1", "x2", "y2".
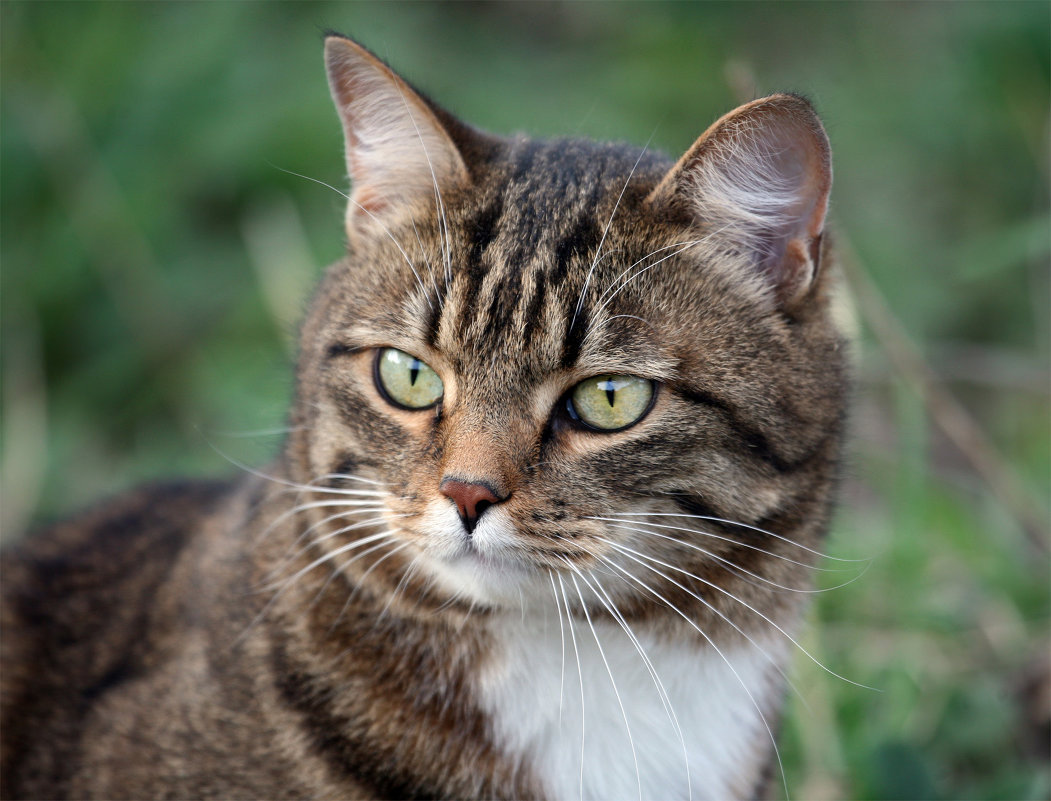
[
  {"x1": 324, "y1": 35, "x2": 468, "y2": 239},
  {"x1": 649, "y1": 94, "x2": 831, "y2": 308}
]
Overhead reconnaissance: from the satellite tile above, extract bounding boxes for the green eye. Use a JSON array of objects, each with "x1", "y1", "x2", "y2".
[
  {"x1": 568, "y1": 375, "x2": 655, "y2": 431},
  {"x1": 374, "y1": 348, "x2": 443, "y2": 410}
]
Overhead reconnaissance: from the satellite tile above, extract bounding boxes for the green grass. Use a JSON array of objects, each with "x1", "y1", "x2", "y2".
[{"x1": 2, "y1": 2, "x2": 1048, "y2": 798}]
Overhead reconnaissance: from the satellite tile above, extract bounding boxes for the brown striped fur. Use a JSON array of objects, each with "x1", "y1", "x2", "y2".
[{"x1": 1, "y1": 34, "x2": 848, "y2": 800}]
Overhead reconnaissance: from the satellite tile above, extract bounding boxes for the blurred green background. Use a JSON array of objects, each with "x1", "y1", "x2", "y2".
[{"x1": 2, "y1": 2, "x2": 1048, "y2": 798}]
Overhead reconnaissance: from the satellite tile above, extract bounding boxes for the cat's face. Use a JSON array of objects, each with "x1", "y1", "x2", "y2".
[{"x1": 286, "y1": 36, "x2": 846, "y2": 624}]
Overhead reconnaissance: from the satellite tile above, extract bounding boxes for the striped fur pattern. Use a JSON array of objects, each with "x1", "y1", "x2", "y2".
[{"x1": 1, "y1": 33, "x2": 847, "y2": 800}]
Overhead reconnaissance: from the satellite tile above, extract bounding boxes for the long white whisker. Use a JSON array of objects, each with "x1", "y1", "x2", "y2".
[
  {"x1": 262, "y1": 524, "x2": 403, "y2": 594},
  {"x1": 566, "y1": 566, "x2": 642, "y2": 801},
  {"x1": 570, "y1": 140, "x2": 653, "y2": 334},
  {"x1": 233, "y1": 527, "x2": 398, "y2": 648},
  {"x1": 205, "y1": 443, "x2": 389, "y2": 501},
  {"x1": 591, "y1": 517, "x2": 840, "y2": 573},
  {"x1": 314, "y1": 535, "x2": 401, "y2": 618},
  {"x1": 557, "y1": 574, "x2": 587, "y2": 801},
  {"x1": 599, "y1": 520, "x2": 863, "y2": 591},
  {"x1": 206, "y1": 424, "x2": 303, "y2": 438},
  {"x1": 548, "y1": 570, "x2": 568, "y2": 725},
  {"x1": 336, "y1": 539, "x2": 415, "y2": 631},
  {"x1": 260, "y1": 507, "x2": 393, "y2": 578},
  {"x1": 594, "y1": 240, "x2": 703, "y2": 317},
  {"x1": 267, "y1": 163, "x2": 350, "y2": 199},
  {"x1": 595, "y1": 538, "x2": 808, "y2": 713},
  {"x1": 596, "y1": 239, "x2": 703, "y2": 306},
  {"x1": 392, "y1": 81, "x2": 454, "y2": 300},
  {"x1": 603, "y1": 512, "x2": 869, "y2": 563},
  {"x1": 578, "y1": 566, "x2": 691, "y2": 801},
  {"x1": 582, "y1": 547, "x2": 790, "y2": 799},
  {"x1": 603, "y1": 537, "x2": 876, "y2": 691},
  {"x1": 408, "y1": 216, "x2": 442, "y2": 305},
  {"x1": 271, "y1": 163, "x2": 433, "y2": 309},
  {"x1": 252, "y1": 496, "x2": 388, "y2": 553},
  {"x1": 274, "y1": 512, "x2": 407, "y2": 578},
  {"x1": 306, "y1": 471, "x2": 388, "y2": 488},
  {"x1": 377, "y1": 552, "x2": 424, "y2": 623}
]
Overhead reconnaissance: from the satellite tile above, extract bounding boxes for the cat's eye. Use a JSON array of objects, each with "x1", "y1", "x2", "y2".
[
  {"x1": 567, "y1": 375, "x2": 655, "y2": 432},
  {"x1": 374, "y1": 348, "x2": 444, "y2": 410}
]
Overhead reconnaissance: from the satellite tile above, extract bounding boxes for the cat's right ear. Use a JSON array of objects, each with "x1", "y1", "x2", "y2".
[
  {"x1": 648, "y1": 94, "x2": 832, "y2": 311},
  {"x1": 324, "y1": 35, "x2": 469, "y2": 240}
]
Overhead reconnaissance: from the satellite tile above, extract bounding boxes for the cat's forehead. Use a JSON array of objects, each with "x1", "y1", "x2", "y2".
[
  {"x1": 480, "y1": 137, "x2": 668, "y2": 234},
  {"x1": 436, "y1": 140, "x2": 679, "y2": 379}
]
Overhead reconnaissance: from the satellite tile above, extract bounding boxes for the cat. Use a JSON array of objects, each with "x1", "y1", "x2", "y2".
[{"x1": 1, "y1": 32, "x2": 847, "y2": 801}]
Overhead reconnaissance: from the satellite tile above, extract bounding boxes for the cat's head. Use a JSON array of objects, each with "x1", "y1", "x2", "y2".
[{"x1": 284, "y1": 34, "x2": 847, "y2": 625}]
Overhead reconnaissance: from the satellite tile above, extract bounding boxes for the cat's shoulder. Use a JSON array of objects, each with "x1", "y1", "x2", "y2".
[
  {"x1": 3, "y1": 478, "x2": 231, "y2": 589},
  {"x1": 1, "y1": 479, "x2": 235, "y2": 793}
]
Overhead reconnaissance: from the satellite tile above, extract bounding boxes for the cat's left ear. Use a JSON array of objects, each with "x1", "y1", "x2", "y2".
[
  {"x1": 648, "y1": 94, "x2": 831, "y2": 310},
  {"x1": 325, "y1": 34, "x2": 469, "y2": 239}
]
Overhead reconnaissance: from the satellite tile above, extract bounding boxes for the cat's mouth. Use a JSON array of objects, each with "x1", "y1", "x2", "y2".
[{"x1": 410, "y1": 500, "x2": 547, "y2": 604}]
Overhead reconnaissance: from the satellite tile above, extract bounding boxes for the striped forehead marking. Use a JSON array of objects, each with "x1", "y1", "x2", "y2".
[{"x1": 430, "y1": 139, "x2": 661, "y2": 374}]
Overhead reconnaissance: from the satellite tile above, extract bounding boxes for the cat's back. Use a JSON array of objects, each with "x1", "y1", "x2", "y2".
[{"x1": 1, "y1": 480, "x2": 231, "y2": 797}]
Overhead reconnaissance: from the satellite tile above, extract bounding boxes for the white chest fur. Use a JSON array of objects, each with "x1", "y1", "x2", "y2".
[{"x1": 476, "y1": 613, "x2": 786, "y2": 801}]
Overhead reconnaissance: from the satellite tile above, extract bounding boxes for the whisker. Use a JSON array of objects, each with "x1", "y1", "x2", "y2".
[
  {"x1": 566, "y1": 567, "x2": 642, "y2": 801},
  {"x1": 258, "y1": 505, "x2": 391, "y2": 576},
  {"x1": 262, "y1": 524, "x2": 404, "y2": 594},
  {"x1": 596, "y1": 239, "x2": 703, "y2": 306},
  {"x1": 593, "y1": 240, "x2": 704, "y2": 319},
  {"x1": 556, "y1": 574, "x2": 587, "y2": 801},
  {"x1": 592, "y1": 510, "x2": 861, "y2": 563},
  {"x1": 547, "y1": 571, "x2": 568, "y2": 725},
  {"x1": 571, "y1": 140, "x2": 653, "y2": 335},
  {"x1": 267, "y1": 512, "x2": 405, "y2": 581},
  {"x1": 580, "y1": 546, "x2": 790, "y2": 800},
  {"x1": 591, "y1": 517, "x2": 843, "y2": 574},
  {"x1": 205, "y1": 443, "x2": 390, "y2": 503},
  {"x1": 262, "y1": 535, "x2": 388, "y2": 606},
  {"x1": 377, "y1": 552, "x2": 424, "y2": 623},
  {"x1": 332, "y1": 538, "x2": 414, "y2": 631},
  {"x1": 314, "y1": 535, "x2": 401, "y2": 620},
  {"x1": 408, "y1": 217, "x2": 442, "y2": 307},
  {"x1": 392, "y1": 80, "x2": 454, "y2": 299},
  {"x1": 204, "y1": 424, "x2": 305, "y2": 438},
  {"x1": 599, "y1": 313, "x2": 657, "y2": 333},
  {"x1": 275, "y1": 161, "x2": 435, "y2": 311},
  {"x1": 252, "y1": 498, "x2": 387, "y2": 554},
  {"x1": 267, "y1": 163, "x2": 350, "y2": 200},
  {"x1": 601, "y1": 537, "x2": 876, "y2": 691},
  {"x1": 306, "y1": 471, "x2": 388, "y2": 488},
  {"x1": 232, "y1": 527, "x2": 398, "y2": 648},
  {"x1": 599, "y1": 520, "x2": 864, "y2": 591},
  {"x1": 577, "y1": 566, "x2": 692, "y2": 801},
  {"x1": 594, "y1": 538, "x2": 807, "y2": 712}
]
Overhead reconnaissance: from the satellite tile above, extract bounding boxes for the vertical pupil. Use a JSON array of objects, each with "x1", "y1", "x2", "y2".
[
  {"x1": 604, "y1": 379, "x2": 616, "y2": 408},
  {"x1": 409, "y1": 359, "x2": 420, "y2": 386}
]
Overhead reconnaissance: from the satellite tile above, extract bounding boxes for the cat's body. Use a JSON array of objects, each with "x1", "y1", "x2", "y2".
[{"x1": 2, "y1": 35, "x2": 847, "y2": 800}]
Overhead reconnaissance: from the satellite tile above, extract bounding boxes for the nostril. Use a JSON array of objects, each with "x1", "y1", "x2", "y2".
[{"x1": 439, "y1": 478, "x2": 506, "y2": 533}]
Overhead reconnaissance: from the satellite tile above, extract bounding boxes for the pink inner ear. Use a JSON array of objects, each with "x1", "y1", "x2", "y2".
[
  {"x1": 751, "y1": 127, "x2": 829, "y2": 279},
  {"x1": 655, "y1": 94, "x2": 831, "y2": 303},
  {"x1": 324, "y1": 36, "x2": 469, "y2": 238}
]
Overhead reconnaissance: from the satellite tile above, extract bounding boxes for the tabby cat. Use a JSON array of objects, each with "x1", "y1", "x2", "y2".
[{"x1": 1, "y1": 33, "x2": 847, "y2": 800}]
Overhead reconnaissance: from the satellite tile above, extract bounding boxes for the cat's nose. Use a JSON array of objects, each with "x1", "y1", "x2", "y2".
[{"x1": 439, "y1": 478, "x2": 506, "y2": 534}]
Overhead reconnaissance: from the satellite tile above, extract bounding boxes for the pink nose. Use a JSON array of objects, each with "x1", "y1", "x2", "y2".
[{"x1": 439, "y1": 479, "x2": 503, "y2": 534}]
